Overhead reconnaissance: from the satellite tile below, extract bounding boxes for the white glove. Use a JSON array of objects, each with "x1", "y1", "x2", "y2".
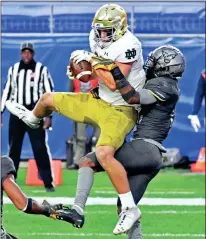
[
  {"x1": 66, "y1": 65, "x2": 75, "y2": 80},
  {"x1": 188, "y1": 115, "x2": 201, "y2": 132},
  {"x1": 70, "y1": 50, "x2": 95, "y2": 64}
]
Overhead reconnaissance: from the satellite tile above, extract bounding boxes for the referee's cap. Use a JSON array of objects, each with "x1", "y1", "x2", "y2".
[{"x1": 21, "y1": 42, "x2": 34, "y2": 53}]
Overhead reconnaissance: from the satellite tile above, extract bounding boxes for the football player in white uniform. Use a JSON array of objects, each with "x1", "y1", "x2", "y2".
[
  {"x1": 5, "y1": 4, "x2": 145, "y2": 234},
  {"x1": 68, "y1": 4, "x2": 146, "y2": 234}
]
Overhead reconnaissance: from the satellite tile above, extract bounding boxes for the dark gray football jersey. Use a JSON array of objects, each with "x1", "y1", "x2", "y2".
[
  {"x1": 1, "y1": 156, "x2": 16, "y2": 184},
  {"x1": 133, "y1": 76, "x2": 180, "y2": 144},
  {"x1": 1, "y1": 156, "x2": 16, "y2": 235}
]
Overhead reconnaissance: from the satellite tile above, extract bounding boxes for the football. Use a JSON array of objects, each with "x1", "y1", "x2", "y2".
[{"x1": 70, "y1": 59, "x2": 92, "y2": 82}]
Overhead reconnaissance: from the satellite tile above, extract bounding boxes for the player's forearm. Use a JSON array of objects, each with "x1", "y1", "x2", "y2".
[
  {"x1": 3, "y1": 175, "x2": 52, "y2": 216},
  {"x1": 111, "y1": 67, "x2": 140, "y2": 104},
  {"x1": 94, "y1": 69, "x2": 117, "y2": 91}
]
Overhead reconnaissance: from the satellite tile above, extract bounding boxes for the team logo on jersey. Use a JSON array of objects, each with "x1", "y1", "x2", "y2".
[
  {"x1": 125, "y1": 48, "x2": 136, "y2": 60},
  {"x1": 162, "y1": 50, "x2": 177, "y2": 63}
]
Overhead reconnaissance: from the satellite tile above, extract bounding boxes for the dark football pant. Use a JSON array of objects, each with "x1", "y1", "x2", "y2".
[
  {"x1": 87, "y1": 139, "x2": 163, "y2": 206},
  {"x1": 8, "y1": 114, "x2": 53, "y2": 188}
]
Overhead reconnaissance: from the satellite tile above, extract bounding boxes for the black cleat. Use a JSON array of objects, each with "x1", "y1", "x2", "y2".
[
  {"x1": 67, "y1": 164, "x2": 79, "y2": 170},
  {"x1": 56, "y1": 206, "x2": 85, "y2": 228},
  {"x1": 45, "y1": 186, "x2": 55, "y2": 192}
]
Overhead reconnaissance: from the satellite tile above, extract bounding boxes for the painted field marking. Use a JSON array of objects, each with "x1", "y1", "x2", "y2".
[
  {"x1": 3, "y1": 197, "x2": 205, "y2": 206},
  {"x1": 14, "y1": 232, "x2": 206, "y2": 237},
  {"x1": 95, "y1": 191, "x2": 196, "y2": 195}
]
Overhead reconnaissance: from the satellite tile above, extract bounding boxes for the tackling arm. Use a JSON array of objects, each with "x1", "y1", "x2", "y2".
[
  {"x1": 2, "y1": 174, "x2": 62, "y2": 217},
  {"x1": 91, "y1": 58, "x2": 157, "y2": 104},
  {"x1": 110, "y1": 66, "x2": 156, "y2": 104}
]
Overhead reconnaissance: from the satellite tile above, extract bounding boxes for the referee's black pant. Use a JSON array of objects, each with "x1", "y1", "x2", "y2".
[{"x1": 8, "y1": 114, "x2": 53, "y2": 188}]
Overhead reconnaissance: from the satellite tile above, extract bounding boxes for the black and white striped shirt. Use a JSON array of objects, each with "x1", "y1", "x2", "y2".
[{"x1": 1, "y1": 60, "x2": 54, "y2": 112}]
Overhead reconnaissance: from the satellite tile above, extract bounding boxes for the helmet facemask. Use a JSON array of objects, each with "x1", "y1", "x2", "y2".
[
  {"x1": 92, "y1": 17, "x2": 127, "y2": 49},
  {"x1": 144, "y1": 52, "x2": 156, "y2": 80}
]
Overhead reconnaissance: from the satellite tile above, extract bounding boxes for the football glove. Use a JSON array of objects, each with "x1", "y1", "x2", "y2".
[
  {"x1": 66, "y1": 65, "x2": 75, "y2": 80},
  {"x1": 70, "y1": 50, "x2": 95, "y2": 64},
  {"x1": 90, "y1": 56, "x2": 117, "y2": 71},
  {"x1": 90, "y1": 86, "x2": 100, "y2": 99},
  {"x1": 188, "y1": 115, "x2": 201, "y2": 132}
]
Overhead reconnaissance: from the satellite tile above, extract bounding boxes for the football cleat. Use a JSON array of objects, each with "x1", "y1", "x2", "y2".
[
  {"x1": 113, "y1": 207, "x2": 142, "y2": 235},
  {"x1": 56, "y1": 206, "x2": 85, "y2": 228},
  {"x1": 5, "y1": 100, "x2": 40, "y2": 129}
]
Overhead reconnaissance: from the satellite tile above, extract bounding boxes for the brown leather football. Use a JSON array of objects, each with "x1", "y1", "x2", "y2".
[{"x1": 70, "y1": 60, "x2": 92, "y2": 82}]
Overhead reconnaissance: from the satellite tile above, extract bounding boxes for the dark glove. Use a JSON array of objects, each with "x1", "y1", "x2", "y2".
[{"x1": 90, "y1": 86, "x2": 100, "y2": 99}]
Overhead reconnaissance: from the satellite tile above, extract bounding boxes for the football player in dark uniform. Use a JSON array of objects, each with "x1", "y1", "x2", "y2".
[
  {"x1": 48, "y1": 45, "x2": 186, "y2": 236},
  {"x1": 0, "y1": 156, "x2": 69, "y2": 239}
]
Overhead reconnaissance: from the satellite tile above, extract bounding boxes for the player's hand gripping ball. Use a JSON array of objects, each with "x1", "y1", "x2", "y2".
[{"x1": 69, "y1": 50, "x2": 94, "y2": 82}]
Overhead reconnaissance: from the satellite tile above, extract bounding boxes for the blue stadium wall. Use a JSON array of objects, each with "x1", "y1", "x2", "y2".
[{"x1": 1, "y1": 2, "x2": 205, "y2": 161}]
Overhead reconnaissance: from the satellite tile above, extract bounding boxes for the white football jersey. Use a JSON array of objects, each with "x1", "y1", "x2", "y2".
[{"x1": 89, "y1": 29, "x2": 146, "y2": 108}]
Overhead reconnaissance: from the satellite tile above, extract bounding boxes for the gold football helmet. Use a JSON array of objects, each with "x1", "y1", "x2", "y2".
[{"x1": 92, "y1": 4, "x2": 128, "y2": 48}]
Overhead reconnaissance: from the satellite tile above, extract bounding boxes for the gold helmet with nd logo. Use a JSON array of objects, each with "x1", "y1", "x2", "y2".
[{"x1": 92, "y1": 4, "x2": 128, "y2": 48}]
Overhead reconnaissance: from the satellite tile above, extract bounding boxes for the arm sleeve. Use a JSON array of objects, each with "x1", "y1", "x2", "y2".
[
  {"x1": 144, "y1": 79, "x2": 173, "y2": 102},
  {"x1": 1, "y1": 67, "x2": 13, "y2": 113},
  {"x1": 139, "y1": 89, "x2": 157, "y2": 104},
  {"x1": 192, "y1": 73, "x2": 205, "y2": 115},
  {"x1": 1, "y1": 156, "x2": 16, "y2": 184}
]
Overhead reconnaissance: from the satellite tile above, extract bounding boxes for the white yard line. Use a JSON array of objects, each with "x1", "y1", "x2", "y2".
[
  {"x1": 144, "y1": 234, "x2": 205, "y2": 237},
  {"x1": 15, "y1": 232, "x2": 206, "y2": 237},
  {"x1": 86, "y1": 210, "x2": 204, "y2": 214},
  {"x1": 3, "y1": 210, "x2": 204, "y2": 215},
  {"x1": 3, "y1": 197, "x2": 205, "y2": 206},
  {"x1": 146, "y1": 192, "x2": 196, "y2": 195},
  {"x1": 95, "y1": 190, "x2": 196, "y2": 195}
]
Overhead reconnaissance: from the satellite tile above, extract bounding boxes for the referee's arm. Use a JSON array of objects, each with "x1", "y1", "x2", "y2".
[
  {"x1": 1, "y1": 66, "x2": 13, "y2": 113},
  {"x1": 192, "y1": 73, "x2": 205, "y2": 115},
  {"x1": 42, "y1": 66, "x2": 54, "y2": 93}
]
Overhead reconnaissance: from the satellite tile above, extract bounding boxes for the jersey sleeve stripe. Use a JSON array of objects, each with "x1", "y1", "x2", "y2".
[{"x1": 148, "y1": 90, "x2": 166, "y2": 102}]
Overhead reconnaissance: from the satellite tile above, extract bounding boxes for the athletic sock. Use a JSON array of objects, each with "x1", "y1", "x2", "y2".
[
  {"x1": 27, "y1": 111, "x2": 41, "y2": 123},
  {"x1": 118, "y1": 191, "x2": 136, "y2": 209},
  {"x1": 72, "y1": 167, "x2": 94, "y2": 214}
]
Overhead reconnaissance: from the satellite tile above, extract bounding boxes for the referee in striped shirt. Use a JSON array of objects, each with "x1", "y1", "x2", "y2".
[{"x1": 1, "y1": 42, "x2": 55, "y2": 192}]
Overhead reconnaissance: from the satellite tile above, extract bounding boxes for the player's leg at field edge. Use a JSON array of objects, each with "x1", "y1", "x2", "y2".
[{"x1": 96, "y1": 146, "x2": 136, "y2": 209}]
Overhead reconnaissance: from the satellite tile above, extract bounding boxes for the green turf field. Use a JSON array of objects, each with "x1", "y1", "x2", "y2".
[{"x1": 2, "y1": 169, "x2": 205, "y2": 239}]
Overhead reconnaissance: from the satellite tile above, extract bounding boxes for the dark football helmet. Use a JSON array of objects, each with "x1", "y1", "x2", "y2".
[{"x1": 144, "y1": 45, "x2": 186, "y2": 79}]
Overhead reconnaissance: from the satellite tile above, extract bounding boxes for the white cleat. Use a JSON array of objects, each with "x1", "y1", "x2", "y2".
[
  {"x1": 5, "y1": 100, "x2": 40, "y2": 129},
  {"x1": 113, "y1": 207, "x2": 142, "y2": 235}
]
